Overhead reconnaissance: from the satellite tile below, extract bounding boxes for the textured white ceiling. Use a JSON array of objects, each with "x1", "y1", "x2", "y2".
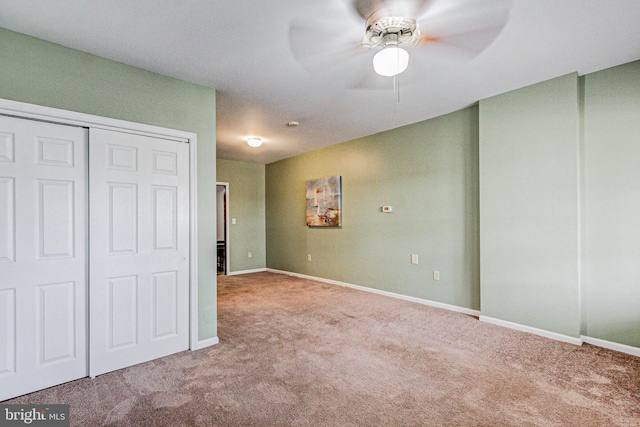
[{"x1": 1, "y1": 0, "x2": 639, "y2": 164}]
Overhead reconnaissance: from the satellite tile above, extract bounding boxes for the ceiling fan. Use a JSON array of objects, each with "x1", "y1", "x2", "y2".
[{"x1": 289, "y1": 0, "x2": 512, "y2": 89}]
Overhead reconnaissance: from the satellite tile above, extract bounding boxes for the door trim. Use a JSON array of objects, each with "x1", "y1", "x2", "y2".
[
  {"x1": 216, "y1": 182, "x2": 230, "y2": 275},
  {"x1": 0, "y1": 97, "x2": 203, "y2": 352}
]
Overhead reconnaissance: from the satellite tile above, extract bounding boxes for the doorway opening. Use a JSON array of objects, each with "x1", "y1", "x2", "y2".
[{"x1": 216, "y1": 183, "x2": 229, "y2": 275}]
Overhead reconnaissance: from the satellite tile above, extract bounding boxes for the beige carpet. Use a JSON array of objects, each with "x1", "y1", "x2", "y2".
[{"x1": 4, "y1": 272, "x2": 640, "y2": 426}]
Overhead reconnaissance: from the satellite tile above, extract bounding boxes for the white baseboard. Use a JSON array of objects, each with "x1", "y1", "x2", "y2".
[
  {"x1": 191, "y1": 336, "x2": 219, "y2": 351},
  {"x1": 227, "y1": 268, "x2": 267, "y2": 276},
  {"x1": 263, "y1": 269, "x2": 640, "y2": 357},
  {"x1": 266, "y1": 268, "x2": 481, "y2": 317},
  {"x1": 581, "y1": 335, "x2": 640, "y2": 357},
  {"x1": 479, "y1": 316, "x2": 583, "y2": 346}
]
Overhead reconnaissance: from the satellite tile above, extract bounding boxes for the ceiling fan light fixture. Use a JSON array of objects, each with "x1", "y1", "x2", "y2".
[
  {"x1": 247, "y1": 137, "x2": 262, "y2": 148},
  {"x1": 373, "y1": 45, "x2": 409, "y2": 77}
]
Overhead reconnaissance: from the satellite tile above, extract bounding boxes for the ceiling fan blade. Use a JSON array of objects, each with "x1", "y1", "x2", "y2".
[
  {"x1": 288, "y1": 0, "x2": 369, "y2": 75},
  {"x1": 290, "y1": 19, "x2": 386, "y2": 90},
  {"x1": 353, "y1": 0, "x2": 434, "y2": 20},
  {"x1": 415, "y1": 0, "x2": 512, "y2": 61},
  {"x1": 289, "y1": 20, "x2": 366, "y2": 72},
  {"x1": 347, "y1": 65, "x2": 397, "y2": 90}
]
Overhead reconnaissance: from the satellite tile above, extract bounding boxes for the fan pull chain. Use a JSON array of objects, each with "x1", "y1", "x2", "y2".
[
  {"x1": 393, "y1": 74, "x2": 401, "y2": 113},
  {"x1": 393, "y1": 75, "x2": 396, "y2": 113}
]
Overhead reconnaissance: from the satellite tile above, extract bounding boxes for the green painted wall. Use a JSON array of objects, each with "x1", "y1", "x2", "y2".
[
  {"x1": 479, "y1": 73, "x2": 581, "y2": 338},
  {"x1": 0, "y1": 28, "x2": 218, "y2": 341},
  {"x1": 266, "y1": 107, "x2": 480, "y2": 310},
  {"x1": 265, "y1": 64, "x2": 640, "y2": 350},
  {"x1": 217, "y1": 159, "x2": 266, "y2": 273},
  {"x1": 5, "y1": 24, "x2": 636, "y2": 351},
  {"x1": 583, "y1": 61, "x2": 640, "y2": 347}
]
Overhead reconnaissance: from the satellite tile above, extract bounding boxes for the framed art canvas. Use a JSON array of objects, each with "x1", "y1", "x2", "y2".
[{"x1": 306, "y1": 175, "x2": 341, "y2": 227}]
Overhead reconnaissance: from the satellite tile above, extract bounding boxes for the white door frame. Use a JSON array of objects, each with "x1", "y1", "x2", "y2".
[
  {"x1": 0, "y1": 97, "x2": 202, "y2": 352},
  {"x1": 216, "y1": 182, "x2": 230, "y2": 275}
]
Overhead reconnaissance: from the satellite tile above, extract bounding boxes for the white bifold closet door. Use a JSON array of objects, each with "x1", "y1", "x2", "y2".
[
  {"x1": 0, "y1": 115, "x2": 88, "y2": 401},
  {"x1": 88, "y1": 128, "x2": 190, "y2": 378}
]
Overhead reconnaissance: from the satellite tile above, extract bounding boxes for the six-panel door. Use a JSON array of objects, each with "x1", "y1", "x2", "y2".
[
  {"x1": 0, "y1": 115, "x2": 191, "y2": 401},
  {"x1": 88, "y1": 128, "x2": 190, "y2": 378},
  {"x1": 0, "y1": 115, "x2": 88, "y2": 401}
]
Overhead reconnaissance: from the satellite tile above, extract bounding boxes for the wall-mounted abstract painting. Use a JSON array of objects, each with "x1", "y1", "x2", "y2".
[{"x1": 306, "y1": 175, "x2": 341, "y2": 227}]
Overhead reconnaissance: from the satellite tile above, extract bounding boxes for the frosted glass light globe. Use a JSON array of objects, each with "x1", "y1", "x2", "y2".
[{"x1": 373, "y1": 46, "x2": 409, "y2": 77}]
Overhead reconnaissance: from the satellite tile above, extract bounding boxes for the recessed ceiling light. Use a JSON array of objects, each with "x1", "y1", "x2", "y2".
[{"x1": 247, "y1": 137, "x2": 262, "y2": 148}]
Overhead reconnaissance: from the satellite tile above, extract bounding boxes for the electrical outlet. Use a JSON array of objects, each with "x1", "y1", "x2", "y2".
[
  {"x1": 307, "y1": 254, "x2": 311, "y2": 262},
  {"x1": 411, "y1": 254, "x2": 418, "y2": 265},
  {"x1": 248, "y1": 252, "x2": 252, "y2": 258},
  {"x1": 434, "y1": 271, "x2": 440, "y2": 281}
]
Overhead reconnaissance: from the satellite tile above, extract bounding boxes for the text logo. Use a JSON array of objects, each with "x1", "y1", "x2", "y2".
[{"x1": 0, "y1": 405, "x2": 69, "y2": 427}]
